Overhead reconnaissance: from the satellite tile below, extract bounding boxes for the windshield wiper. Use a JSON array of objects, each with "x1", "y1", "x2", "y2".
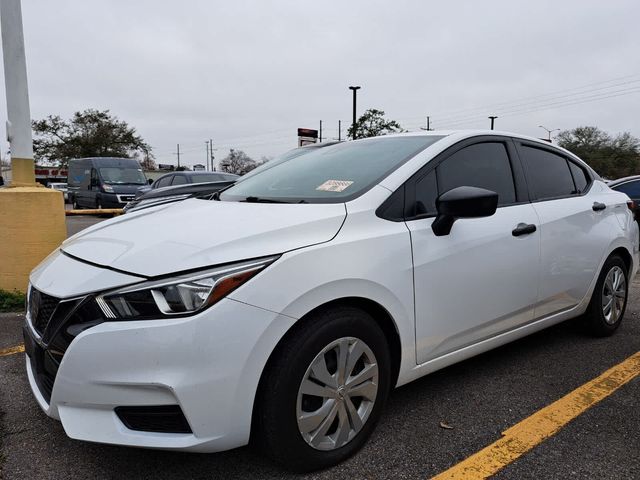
[{"x1": 242, "y1": 196, "x2": 290, "y2": 203}]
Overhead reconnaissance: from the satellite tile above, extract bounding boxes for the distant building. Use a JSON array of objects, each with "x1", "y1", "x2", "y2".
[{"x1": 193, "y1": 164, "x2": 206, "y2": 171}]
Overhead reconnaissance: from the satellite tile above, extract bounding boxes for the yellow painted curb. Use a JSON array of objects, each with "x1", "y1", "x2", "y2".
[
  {"x1": 0, "y1": 344, "x2": 25, "y2": 357},
  {"x1": 431, "y1": 351, "x2": 640, "y2": 479},
  {"x1": 65, "y1": 208, "x2": 122, "y2": 216}
]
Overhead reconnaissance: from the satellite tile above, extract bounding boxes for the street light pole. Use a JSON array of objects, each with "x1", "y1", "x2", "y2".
[
  {"x1": 538, "y1": 125, "x2": 560, "y2": 142},
  {"x1": 488, "y1": 116, "x2": 498, "y2": 130},
  {"x1": 349, "y1": 85, "x2": 360, "y2": 139}
]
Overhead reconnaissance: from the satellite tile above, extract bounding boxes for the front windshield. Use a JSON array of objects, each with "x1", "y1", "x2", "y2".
[
  {"x1": 99, "y1": 167, "x2": 147, "y2": 185},
  {"x1": 236, "y1": 145, "x2": 323, "y2": 183},
  {"x1": 220, "y1": 136, "x2": 443, "y2": 203}
]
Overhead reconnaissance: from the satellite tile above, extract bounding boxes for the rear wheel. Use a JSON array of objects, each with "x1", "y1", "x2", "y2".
[
  {"x1": 584, "y1": 254, "x2": 629, "y2": 337},
  {"x1": 255, "y1": 306, "x2": 391, "y2": 472}
]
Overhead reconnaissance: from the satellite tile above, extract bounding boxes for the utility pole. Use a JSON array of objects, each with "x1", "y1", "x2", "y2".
[
  {"x1": 420, "y1": 116, "x2": 432, "y2": 131},
  {"x1": 209, "y1": 139, "x2": 215, "y2": 171},
  {"x1": 338, "y1": 120, "x2": 341, "y2": 141},
  {"x1": 319, "y1": 120, "x2": 323, "y2": 142},
  {"x1": 205, "y1": 141, "x2": 210, "y2": 170},
  {"x1": 176, "y1": 143, "x2": 181, "y2": 168},
  {"x1": 349, "y1": 85, "x2": 361, "y2": 139},
  {"x1": 488, "y1": 116, "x2": 498, "y2": 130}
]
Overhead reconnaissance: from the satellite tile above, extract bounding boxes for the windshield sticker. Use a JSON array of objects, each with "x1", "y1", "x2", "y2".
[{"x1": 316, "y1": 180, "x2": 354, "y2": 192}]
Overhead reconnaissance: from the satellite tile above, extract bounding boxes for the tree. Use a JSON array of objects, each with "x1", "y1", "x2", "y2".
[
  {"x1": 32, "y1": 109, "x2": 152, "y2": 167},
  {"x1": 556, "y1": 126, "x2": 640, "y2": 179},
  {"x1": 347, "y1": 108, "x2": 403, "y2": 139},
  {"x1": 220, "y1": 149, "x2": 258, "y2": 175},
  {"x1": 138, "y1": 151, "x2": 157, "y2": 171}
]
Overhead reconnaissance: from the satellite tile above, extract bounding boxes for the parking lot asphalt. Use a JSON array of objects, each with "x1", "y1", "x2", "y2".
[
  {"x1": 65, "y1": 207, "x2": 110, "y2": 237},
  {"x1": 1, "y1": 275, "x2": 639, "y2": 479}
]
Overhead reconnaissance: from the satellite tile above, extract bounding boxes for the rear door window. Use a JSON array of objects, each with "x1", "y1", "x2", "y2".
[{"x1": 520, "y1": 146, "x2": 575, "y2": 200}]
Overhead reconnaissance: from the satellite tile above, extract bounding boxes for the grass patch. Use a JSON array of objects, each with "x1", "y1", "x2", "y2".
[{"x1": 0, "y1": 290, "x2": 25, "y2": 313}]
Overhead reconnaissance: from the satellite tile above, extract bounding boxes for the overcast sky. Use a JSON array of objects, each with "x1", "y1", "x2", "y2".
[{"x1": 1, "y1": 0, "x2": 639, "y2": 168}]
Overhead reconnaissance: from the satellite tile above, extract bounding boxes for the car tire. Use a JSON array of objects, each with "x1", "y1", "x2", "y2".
[
  {"x1": 72, "y1": 197, "x2": 81, "y2": 209},
  {"x1": 255, "y1": 306, "x2": 391, "y2": 472},
  {"x1": 96, "y1": 198, "x2": 103, "y2": 210},
  {"x1": 584, "y1": 254, "x2": 629, "y2": 337}
]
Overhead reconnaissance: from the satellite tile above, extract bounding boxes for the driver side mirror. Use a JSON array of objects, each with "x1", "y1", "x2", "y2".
[{"x1": 431, "y1": 186, "x2": 498, "y2": 236}]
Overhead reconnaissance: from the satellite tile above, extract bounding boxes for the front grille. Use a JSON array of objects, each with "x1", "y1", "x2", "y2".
[
  {"x1": 29, "y1": 287, "x2": 61, "y2": 335},
  {"x1": 23, "y1": 326, "x2": 59, "y2": 402},
  {"x1": 24, "y1": 290, "x2": 102, "y2": 403},
  {"x1": 115, "y1": 405, "x2": 193, "y2": 434}
]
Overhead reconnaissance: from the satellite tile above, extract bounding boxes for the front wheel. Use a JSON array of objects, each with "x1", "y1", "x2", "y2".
[
  {"x1": 584, "y1": 254, "x2": 629, "y2": 337},
  {"x1": 255, "y1": 306, "x2": 391, "y2": 472}
]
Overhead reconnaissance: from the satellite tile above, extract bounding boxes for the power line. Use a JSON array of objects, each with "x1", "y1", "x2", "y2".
[
  {"x1": 393, "y1": 73, "x2": 640, "y2": 125},
  {"x1": 436, "y1": 86, "x2": 640, "y2": 129},
  {"x1": 153, "y1": 73, "x2": 640, "y2": 156},
  {"x1": 432, "y1": 81, "x2": 640, "y2": 127}
]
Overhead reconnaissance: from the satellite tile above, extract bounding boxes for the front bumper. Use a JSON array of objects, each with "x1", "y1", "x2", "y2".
[
  {"x1": 99, "y1": 193, "x2": 136, "y2": 208},
  {"x1": 24, "y1": 292, "x2": 295, "y2": 452}
]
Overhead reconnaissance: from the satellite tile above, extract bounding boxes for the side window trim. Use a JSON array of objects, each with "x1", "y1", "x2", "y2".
[{"x1": 513, "y1": 140, "x2": 593, "y2": 202}]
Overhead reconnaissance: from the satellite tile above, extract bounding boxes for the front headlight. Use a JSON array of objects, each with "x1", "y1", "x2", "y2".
[{"x1": 96, "y1": 256, "x2": 278, "y2": 320}]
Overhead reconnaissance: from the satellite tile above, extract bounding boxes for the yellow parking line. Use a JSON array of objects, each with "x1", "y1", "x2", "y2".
[
  {"x1": 0, "y1": 344, "x2": 24, "y2": 357},
  {"x1": 431, "y1": 351, "x2": 640, "y2": 480}
]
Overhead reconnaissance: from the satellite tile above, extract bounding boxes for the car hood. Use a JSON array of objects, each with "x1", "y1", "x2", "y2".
[{"x1": 61, "y1": 198, "x2": 347, "y2": 277}]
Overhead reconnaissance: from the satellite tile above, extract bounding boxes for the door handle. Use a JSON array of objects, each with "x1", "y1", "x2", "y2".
[
  {"x1": 592, "y1": 202, "x2": 606, "y2": 211},
  {"x1": 512, "y1": 223, "x2": 537, "y2": 237}
]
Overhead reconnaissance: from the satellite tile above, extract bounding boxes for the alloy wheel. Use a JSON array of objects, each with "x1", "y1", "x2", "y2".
[
  {"x1": 602, "y1": 265, "x2": 626, "y2": 325},
  {"x1": 296, "y1": 337, "x2": 379, "y2": 451}
]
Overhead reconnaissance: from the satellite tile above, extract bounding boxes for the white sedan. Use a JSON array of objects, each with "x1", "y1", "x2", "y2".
[{"x1": 24, "y1": 131, "x2": 638, "y2": 471}]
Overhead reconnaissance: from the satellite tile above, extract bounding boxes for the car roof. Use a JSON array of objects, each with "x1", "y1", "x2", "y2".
[{"x1": 387, "y1": 129, "x2": 597, "y2": 169}]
